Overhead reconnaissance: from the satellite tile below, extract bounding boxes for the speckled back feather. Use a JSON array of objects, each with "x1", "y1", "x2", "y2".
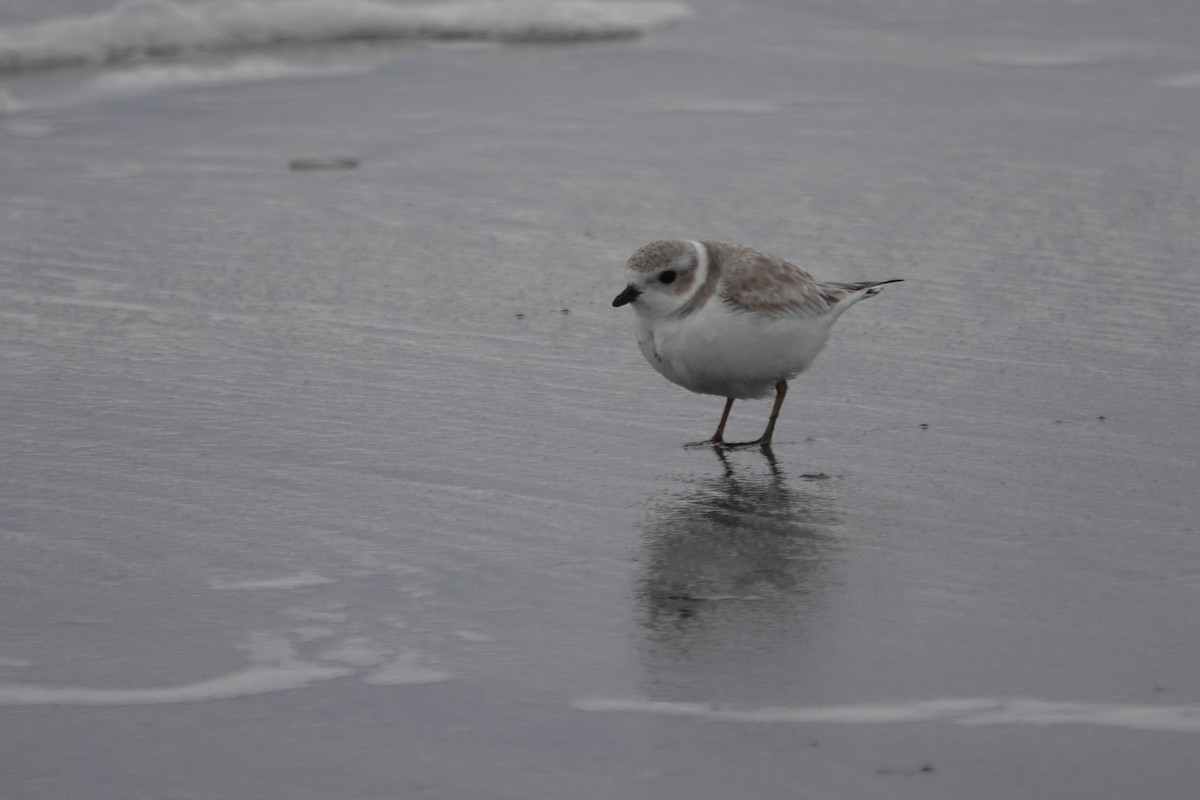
[{"x1": 705, "y1": 241, "x2": 842, "y2": 317}]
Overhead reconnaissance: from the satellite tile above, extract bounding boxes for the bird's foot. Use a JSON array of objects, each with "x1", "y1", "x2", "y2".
[{"x1": 715, "y1": 438, "x2": 775, "y2": 451}]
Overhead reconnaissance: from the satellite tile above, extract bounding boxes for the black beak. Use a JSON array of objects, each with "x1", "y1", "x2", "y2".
[{"x1": 612, "y1": 284, "x2": 641, "y2": 307}]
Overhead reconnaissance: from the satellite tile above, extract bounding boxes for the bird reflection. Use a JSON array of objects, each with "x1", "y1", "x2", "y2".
[{"x1": 635, "y1": 449, "x2": 838, "y2": 700}]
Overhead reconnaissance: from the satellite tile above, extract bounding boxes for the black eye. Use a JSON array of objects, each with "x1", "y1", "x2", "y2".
[{"x1": 659, "y1": 270, "x2": 677, "y2": 284}]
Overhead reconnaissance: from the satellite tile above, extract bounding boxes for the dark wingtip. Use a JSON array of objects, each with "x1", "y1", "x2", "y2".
[{"x1": 859, "y1": 278, "x2": 905, "y2": 298}]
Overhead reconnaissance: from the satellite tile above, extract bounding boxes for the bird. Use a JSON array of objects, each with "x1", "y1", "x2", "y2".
[{"x1": 612, "y1": 240, "x2": 902, "y2": 448}]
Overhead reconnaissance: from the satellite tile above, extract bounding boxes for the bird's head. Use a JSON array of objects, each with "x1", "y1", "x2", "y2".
[{"x1": 612, "y1": 240, "x2": 709, "y2": 320}]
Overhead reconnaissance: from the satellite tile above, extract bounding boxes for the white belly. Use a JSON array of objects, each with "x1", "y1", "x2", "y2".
[{"x1": 635, "y1": 303, "x2": 833, "y2": 400}]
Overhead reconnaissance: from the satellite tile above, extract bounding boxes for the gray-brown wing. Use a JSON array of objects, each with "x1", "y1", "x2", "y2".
[{"x1": 708, "y1": 242, "x2": 847, "y2": 318}]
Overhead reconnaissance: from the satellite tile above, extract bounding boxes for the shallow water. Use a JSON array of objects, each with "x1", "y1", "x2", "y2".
[{"x1": 2, "y1": 0, "x2": 1199, "y2": 798}]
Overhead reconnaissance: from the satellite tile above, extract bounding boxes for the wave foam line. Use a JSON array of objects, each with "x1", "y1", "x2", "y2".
[
  {"x1": 208, "y1": 572, "x2": 335, "y2": 590},
  {"x1": 573, "y1": 698, "x2": 1200, "y2": 734},
  {"x1": 0, "y1": 664, "x2": 355, "y2": 706},
  {"x1": 0, "y1": 0, "x2": 692, "y2": 72}
]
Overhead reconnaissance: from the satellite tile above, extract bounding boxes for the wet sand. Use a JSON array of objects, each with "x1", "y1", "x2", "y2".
[{"x1": 2, "y1": 0, "x2": 1199, "y2": 797}]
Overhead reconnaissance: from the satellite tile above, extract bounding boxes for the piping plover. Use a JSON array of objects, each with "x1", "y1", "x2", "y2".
[{"x1": 612, "y1": 240, "x2": 902, "y2": 448}]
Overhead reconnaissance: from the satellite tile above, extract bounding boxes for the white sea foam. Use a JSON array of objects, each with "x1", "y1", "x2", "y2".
[
  {"x1": 4, "y1": 121, "x2": 53, "y2": 137},
  {"x1": 0, "y1": 664, "x2": 354, "y2": 706},
  {"x1": 317, "y1": 637, "x2": 387, "y2": 668},
  {"x1": 0, "y1": 0, "x2": 692, "y2": 72},
  {"x1": 209, "y1": 572, "x2": 334, "y2": 590},
  {"x1": 661, "y1": 99, "x2": 786, "y2": 115},
  {"x1": 363, "y1": 652, "x2": 453, "y2": 685},
  {"x1": 1156, "y1": 72, "x2": 1200, "y2": 88},
  {"x1": 0, "y1": 630, "x2": 452, "y2": 706},
  {"x1": 90, "y1": 56, "x2": 377, "y2": 93},
  {"x1": 283, "y1": 607, "x2": 350, "y2": 623},
  {"x1": 0, "y1": 657, "x2": 34, "y2": 668},
  {"x1": 975, "y1": 47, "x2": 1126, "y2": 67},
  {"x1": 574, "y1": 698, "x2": 1200, "y2": 734}
]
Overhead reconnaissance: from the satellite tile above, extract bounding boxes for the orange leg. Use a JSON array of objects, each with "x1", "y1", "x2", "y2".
[
  {"x1": 715, "y1": 381, "x2": 790, "y2": 449},
  {"x1": 757, "y1": 380, "x2": 788, "y2": 447},
  {"x1": 710, "y1": 397, "x2": 735, "y2": 443}
]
